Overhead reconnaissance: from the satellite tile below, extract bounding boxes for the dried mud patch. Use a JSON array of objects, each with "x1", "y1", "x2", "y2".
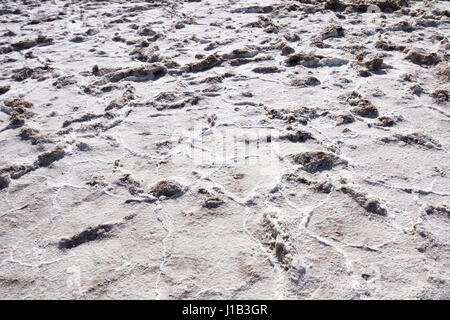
[
  {"x1": 340, "y1": 185, "x2": 388, "y2": 216},
  {"x1": 106, "y1": 64, "x2": 167, "y2": 82},
  {"x1": 291, "y1": 152, "x2": 346, "y2": 173},
  {"x1": 184, "y1": 55, "x2": 222, "y2": 72},
  {"x1": 380, "y1": 132, "x2": 442, "y2": 150},
  {"x1": 58, "y1": 223, "x2": 117, "y2": 250},
  {"x1": 405, "y1": 49, "x2": 440, "y2": 67},
  {"x1": 151, "y1": 180, "x2": 183, "y2": 198},
  {"x1": 37, "y1": 145, "x2": 65, "y2": 167}
]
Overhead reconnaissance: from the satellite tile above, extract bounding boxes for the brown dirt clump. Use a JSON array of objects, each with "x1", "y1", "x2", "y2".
[
  {"x1": 4, "y1": 99, "x2": 33, "y2": 110},
  {"x1": 431, "y1": 90, "x2": 449, "y2": 104},
  {"x1": 375, "y1": 40, "x2": 406, "y2": 52},
  {"x1": 116, "y1": 174, "x2": 145, "y2": 196},
  {"x1": 325, "y1": 0, "x2": 346, "y2": 11},
  {"x1": 405, "y1": 49, "x2": 440, "y2": 66},
  {"x1": 138, "y1": 27, "x2": 157, "y2": 36},
  {"x1": 0, "y1": 174, "x2": 10, "y2": 190},
  {"x1": 435, "y1": 62, "x2": 450, "y2": 81},
  {"x1": 359, "y1": 69, "x2": 374, "y2": 77},
  {"x1": 351, "y1": 101, "x2": 379, "y2": 118},
  {"x1": 340, "y1": 185, "x2": 387, "y2": 216},
  {"x1": 322, "y1": 25, "x2": 344, "y2": 40},
  {"x1": 130, "y1": 47, "x2": 160, "y2": 63},
  {"x1": 152, "y1": 180, "x2": 183, "y2": 197},
  {"x1": 291, "y1": 151, "x2": 340, "y2": 173},
  {"x1": 4, "y1": 98, "x2": 34, "y2": 127},
  {"x1": 0, "y1": 85, "x2": 10, "y2": 95},
  {"x1": 37, "y1": 146, "x2": 65, "y2": 167},
  {"x1": 252, "y1": 66, "x2": 280, "y2": 74},
  {"x1": 425, "y1": 205, "x2": 450, "y2": 217},
  {"x1": 12, "y1": 66, "x2": 52, "y2": 82},
  {"x1": 58, "y1": 223, "x2": 115, "y2": 250},
  {"x1": 52, "y1": 76, "x2": 77, "y2": 89},
  {"x1": 237, "y1": 6, "x2": 274, "y2": 14},
  {"x1": 222, "y1": 48, "x2": 258, "y2": 60},
  {"x1": 258, "y1": 211, "x2": 303, "y2": 277},
  {"x1": 290, "y1": 76, "x2": 321, "y2": 87},
  {"x1": 105, "y1": 89, "x2": 135, "y2": 111},
  {"x1": 91, "y1": 65, "x2": 121, "y2": 77},
  {"x1": 326, "y1": 0, "x2": 408, "y2": 12},
  {"x1": 185, "y1": 55, "x2": 222, "y2": 72},
  {"x1": 347, "y1": 0, "x2": 408, "y2": 12},
  {"x1": 0, "y1": 164, "x2": 35, "y2": 180},
  {"x1": 2, "y1": 35, "x2": 53, "y2": 53},
  {"x1": 18, "y1": 127, "x2": 37, "y2": 139},
  {"x1": 149, "y1": 91, "x2": 200, "y2": 111},
  {"x1": 376, "y1": 116, "x2": 397, "y2": 127},
  {"x1": 285, "y1": 53, "x2": 324, "y2": 67},
  {"x1": 381, "y1": 132, "x2": 442, "y2": 150},
  {"x1": 346, "y1": 92, "x2": 379, "y2": 118},
  {"x1": 107, "y1": 64, "x2": 166, "y2": 82},
  {"x1": 203, "y1": 198, "x2": 224, "y2": 209},
  {"x1": 284, "y1": 173, "x2": 334, "y2": 194},
  {"x1": 395, "y1": 133, "x2": 441, "y2": 148},
  {"x1": 279, "y1": 129, "x2": 314, "y2": 143},
  {"x1": 391, "y1": 21, "x2": 414, "y2": 32},
  {"x1": 62, "y1": 113, "x2": 102, "y2": 128},
  {"x1": 2, "y1": 30, "x2": 16, "y2": 37},
  {"x1": 281, "y1": 45, "x2": 295, "y2": 56},
  {"x1": 362, "y1": 55, "x2": 384, "y2": 71},
  {"x1": 12, "y1": 68, "x2": 34, "y2": 82},
  {"x1": 333, "y1": 112, "x2": 355, "y2": 125},
  {"x1": 19, "y1": 127, "x2": 49, "y2": 145}
]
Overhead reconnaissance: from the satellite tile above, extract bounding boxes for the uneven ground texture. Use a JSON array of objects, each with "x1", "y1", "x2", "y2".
[{"x1": 0, "y1": 0, "x2": 449, "y2": 299}]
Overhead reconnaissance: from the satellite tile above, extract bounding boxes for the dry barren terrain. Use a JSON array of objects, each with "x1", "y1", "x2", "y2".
[{"x1": 0, "y1": 0, "x2": 449, "y2": 299}]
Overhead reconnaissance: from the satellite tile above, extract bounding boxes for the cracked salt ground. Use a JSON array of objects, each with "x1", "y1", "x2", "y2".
[{"x1": 0, "y1": 0, "x2": 449, "y2": 299}]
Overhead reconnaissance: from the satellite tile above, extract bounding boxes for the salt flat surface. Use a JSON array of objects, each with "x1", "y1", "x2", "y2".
[{"x1": 0, "y1": 0, "x2": 449, "y2": 299}]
